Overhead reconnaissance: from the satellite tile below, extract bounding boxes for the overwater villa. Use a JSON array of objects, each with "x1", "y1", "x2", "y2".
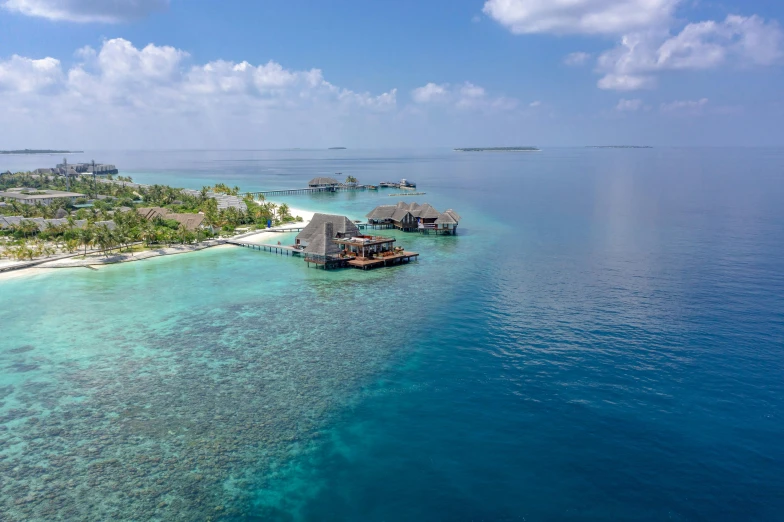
[
  {"x1": 366, "y1": 202, "x2": 460, "y2": 234},
  {"x1": 295, "y1": 213, "x2": 418, "y2": 270},
  {"x1": 307, "y1": 176, "x2": 340, "y2": 189}
]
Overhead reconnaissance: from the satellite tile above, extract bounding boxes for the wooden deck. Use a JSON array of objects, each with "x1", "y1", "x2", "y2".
[
  {"x1": 228, "y1": 239, "x2": 419, "y2": 271},
  {"x1": 245, "y1": 185, "x2": 371, "y2": 198},
  {"x1": 346, "y1": 252, "x2": 419, "y2": 270},
  {"x1": 227, "y1": 240, "x2": 302, "y2": 256}
]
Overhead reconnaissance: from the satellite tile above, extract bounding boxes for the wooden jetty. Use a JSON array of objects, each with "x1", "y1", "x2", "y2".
[
  {"x1": 227, "y1": 240, "x2": 302, "y2": 256},
  {"x1": 245, "y1": 185, "x2": 370, "y2": 198},
  {"x1": 227, "y1": 239, "x2": 419, "y2": 271}
]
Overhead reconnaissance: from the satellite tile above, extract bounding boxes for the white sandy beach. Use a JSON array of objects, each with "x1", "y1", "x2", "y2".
[
  {"x1": 0, "y1": 202, "x2": 319, "y2": 282},
  {"x1": 235, "y1": 202, "x2": 315, "y2": 244},
  {"x1": 0, "y1": 242, "x2": 234, "y2": 282}
]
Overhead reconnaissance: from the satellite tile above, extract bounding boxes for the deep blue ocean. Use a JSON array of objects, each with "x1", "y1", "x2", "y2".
[{"x1": 1, "y1": 148, "x2": 783, "y2": 521}]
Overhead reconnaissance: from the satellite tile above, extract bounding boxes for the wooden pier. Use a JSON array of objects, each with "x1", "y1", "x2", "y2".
[
  {"x1": 245, "y1": 185, "x2": 371, "y2": 198},
  {"x1": 227, "y1": 239, "x2": 419, "y2": 271},
  {"x1": 227, "y1": 240, "x2": 303, "y2": 256}
]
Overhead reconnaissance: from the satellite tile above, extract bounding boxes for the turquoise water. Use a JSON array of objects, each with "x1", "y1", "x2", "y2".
[{"x1": 2, "y1": 148, "x2": 783, "y2": 520}]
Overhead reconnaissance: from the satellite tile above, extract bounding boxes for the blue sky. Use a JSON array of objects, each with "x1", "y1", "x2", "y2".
[{"x1": 0, "y1": 0, "x2": 782, "y2": 148}]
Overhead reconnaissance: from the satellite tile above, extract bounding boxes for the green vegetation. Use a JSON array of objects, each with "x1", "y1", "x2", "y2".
[
  {"x1": 0, "y1": 171, "x2": 303, "y2": 262},
  {"x1": 208, "y1": 183, "x2": 241, "y2": 196},
  {"x1": 454, "y1": 147, "x2": 541, "y2": 152},
  {"x1": 345, "y1": 175, "x2": 358, "y2": 185},
  {"x1": 0, "y1": 149, "x2": 84, "y2": 154}
]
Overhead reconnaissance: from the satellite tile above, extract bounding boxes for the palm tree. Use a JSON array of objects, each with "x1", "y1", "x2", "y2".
[
  {"x1": 141, "y1": 220, "x2": 156, "y2": 246},
  {"x1": 79, "y1": 225, "x2": 94, "y2": 256},
  {"x1": 345, "y1": 175, "x2": 358, "y2": 186},
  {"x1": 94, "y1": 224, "x2": 115, "y2": 256}
]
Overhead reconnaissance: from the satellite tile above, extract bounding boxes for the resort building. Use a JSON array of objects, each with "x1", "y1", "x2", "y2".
[
  {"x1": 208, "y1": 192, "x2": 248, "y2": 211},
  {"x1": 307, "y1": 177, "x2": 340, "y2": 188},
  {"x1": 295, "y1": 213, "x2": 359, "y2": 248},
  {"x1": 0, "y1": 187, "x2": 85, "y2": 206},
  {"x1": 366, "y1": 202, "x2": 460, "y2": 234},
  {"x1": 55, "y1": 162, "x2": 118, "y2": 175},
  {"x1": 0, "y1": 216, "x2": 115, "y2": 232},
  {"x1": 136, "y1": 207, "x2": 208, "y2": 231},
  {"x1": 294, "y1": 213, "x2": 418, "y2": 270}
]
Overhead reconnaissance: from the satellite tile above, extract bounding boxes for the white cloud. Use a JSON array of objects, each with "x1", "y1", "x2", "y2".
[
  {"x1": 482, "y1": 0, "x2": 679, "y2": 35},
  {"x1": 529, "y1": 100, "x2": 541, "y2": 107},
  {"x1": 0, "y1": 55, "x2": 62, "y2": 92},
  {"x1": 411, "y1": 82, "x2": 448, "y2": 103},
  {"x1": 660, "y1": 98, "x2": 708, "y2": 112},
  {"x1": 0, "y1": 38, "x2": 398, "y2": 147},
  {"x1": 2, "y1": 0, "x2": 168, "y2": 23},
  {"x1": 459, "y1": 82, "x2": 485, "y2": 99},
  {"x1": 410, "y1": 81, "x2": 516, "y2": 110},
  {"x1": 564, "y1": 52, "x2": 591, "y2": 66},
  {"x1": 597, "y1": 15, "x2": 783, "y2": 90},
  {"x1": 616, "y1": 98, "x2": 643, "y2": 111},
  {"x1": 598, "y1": 74, "x2": 656, "y2": 91}
]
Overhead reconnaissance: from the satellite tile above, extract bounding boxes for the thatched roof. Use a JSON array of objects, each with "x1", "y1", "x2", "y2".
[
  {"x1": 435, "y1": 212, "x2": 458, "y2": 225},
  {"x1": 0, "y1": 216, "x2": 23, "y2": 228},
  {"x1": 366, "y1": 205, "x2": 397, "y2": 220},
  {"x1": 0, "y1": 216, "x2": 115, "y2": 231},
  {"x1": 391, "y1": 209, "x2": 413, "y2": 222},
  {"x1": 308, "y1": 176, "x2": 339, "y2": 186},
  {"x1": 303, "y1": 222, "x2": 342, "y2": 257},
  {"x1": 137, "y1": 207, "x2": 170, "y2": 220},
  {"x1": 415, "y1": 204, "x2": 441, "y2": 220},
  {"x1": 444, "y1": 209, "x2": 461, "y2": 222},
  {"x1": 367, "y1": 201, "x2": 460, "y2": 224},
  {"x1": 296, "y1": 213, "x2": 359, "y2": 243},
  {"x1": 167, "y1": 213, "x2": 205, "y2": 231}
]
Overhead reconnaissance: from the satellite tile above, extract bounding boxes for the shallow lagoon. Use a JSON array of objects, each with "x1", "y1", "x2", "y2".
[{"x1": 2, "y1": 148, "x2": 783, "y2": 520}]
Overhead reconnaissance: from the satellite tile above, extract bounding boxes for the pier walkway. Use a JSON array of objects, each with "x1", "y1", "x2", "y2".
[
  {"x1": 226, "y1": 240, "x2": 303, "y2": 256},
  {"x1": 245, "y1": 185, "x2": 371, "y2": 198}
]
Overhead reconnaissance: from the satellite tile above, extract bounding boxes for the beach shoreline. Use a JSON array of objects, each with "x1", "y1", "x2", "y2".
[{"x1": 0, "y1": 201, "x2": 317, "y2": 282}]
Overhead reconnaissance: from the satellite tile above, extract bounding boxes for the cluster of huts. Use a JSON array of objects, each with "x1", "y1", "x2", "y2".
[
  {"x1": 0, "y1": 215, "x2": 115, "y2": 232},
  {"x1": 0, "y1": 187, "x2": 86, "y2": 206},
  {"x1": 136, "y1": 207, "x2": 207, "y2": 231},
  {"x1": 293, "y1": 213, "x2": 417, "y2": 270},
  {"x1": 365, "y1": 202, "x2": 460, "y2": 234},
  {"x1": 0, "y1": 207, "x2": 209, "y2": 235}
]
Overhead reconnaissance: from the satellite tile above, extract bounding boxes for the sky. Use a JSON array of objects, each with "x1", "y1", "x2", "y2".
[{"x1": 0, "y1": 0, "x2": 782, "y2": 149}]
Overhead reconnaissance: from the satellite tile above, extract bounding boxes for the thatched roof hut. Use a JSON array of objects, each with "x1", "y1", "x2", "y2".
[
  {"x1": 296, "y1": 213, "x2": 359, "y2": 246},
  {"x1": 303, "y1": 222, "x2": 342, "y2": 259},
  {"x1": 308, "y1": 177, "x2": 339, "y2": 187}
]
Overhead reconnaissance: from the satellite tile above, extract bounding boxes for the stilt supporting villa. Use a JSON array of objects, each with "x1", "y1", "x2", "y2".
[
  {"x1": 295, "y1": 213, "x2": 419, "y2": 270},
  {"x1": 366, "y1": 202, "x2": 460, "y2": 235}
]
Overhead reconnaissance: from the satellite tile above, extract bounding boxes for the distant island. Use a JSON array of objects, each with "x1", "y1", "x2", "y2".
[
  {"x1": 454, "y1": 147, "x2": 540, "y2": 152},
  {"x1": 1, "y1": 149, "x2": 84, "y2": 155},
  {"x1": 587, "y1": 146, "x2": 653, "y2": 149},
  {"x1": 328, "y1": 147, "x2": 347, "y2": 150}
]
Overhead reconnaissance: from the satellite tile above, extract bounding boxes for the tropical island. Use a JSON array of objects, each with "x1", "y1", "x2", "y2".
[
  {"x1": 1, "y1": 149, "x2": 84, "y2": 154},
  {"x1": 454, "y1": 147, "x2": 541, "y2": 152},
  {"x1": 587, "y1": 145, "x2": 653, "y2": 149},
  {"x1": 0, "y1": 171, "x2": 304, "y2": 269},
  {"x1": 328, "y1": 147, "x2": 347, "y2": 150}
]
